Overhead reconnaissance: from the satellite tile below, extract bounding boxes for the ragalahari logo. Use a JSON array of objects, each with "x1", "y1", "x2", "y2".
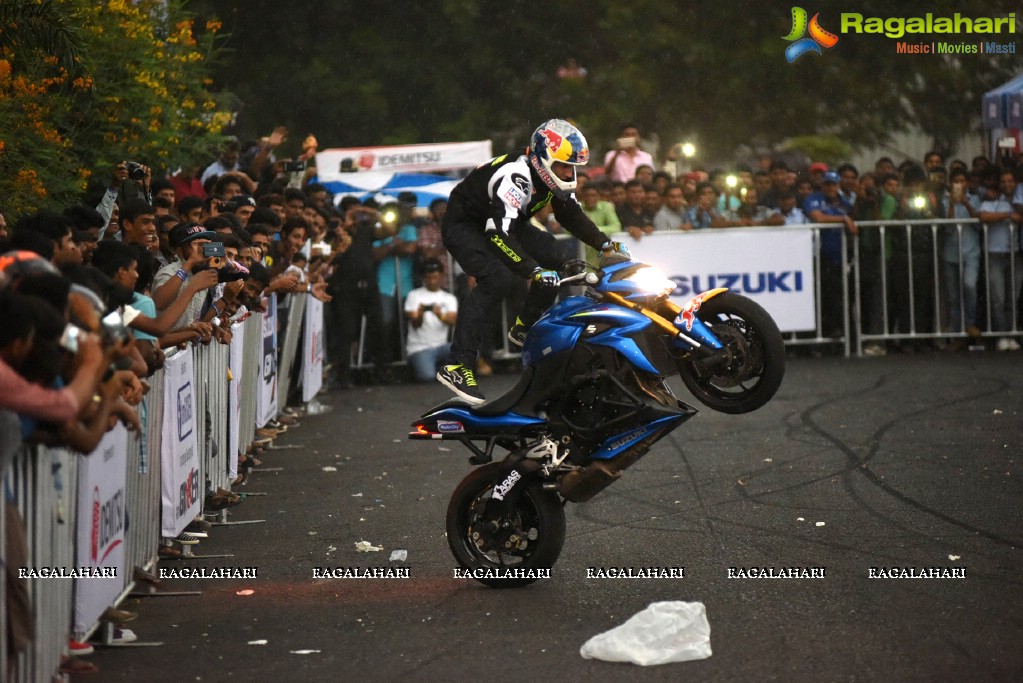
[{"x1": 783, "y1": 7, "x2": 839, "y2": 62}]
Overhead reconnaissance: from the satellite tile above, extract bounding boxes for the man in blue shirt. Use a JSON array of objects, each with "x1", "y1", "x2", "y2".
[
  {"x1": 804, "y1": 171, "x2": 857, "y2": 339},
  {"x1": 941, "y1": 169, "x2": 981, "y2": 340},
  {"x1": 373, "y1": 197, "x2": 420, "y2": 365},
  {"x1": 979, "y1": 170, "x2": 1022, "y2": 350}
]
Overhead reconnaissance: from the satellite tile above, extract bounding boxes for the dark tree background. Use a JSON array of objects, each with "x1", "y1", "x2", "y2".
[{"x1": 195, "y1": 0, "x2": 1021, "y2": 162}]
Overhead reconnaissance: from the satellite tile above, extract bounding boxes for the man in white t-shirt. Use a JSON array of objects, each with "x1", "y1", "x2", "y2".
[{"x1": 404, "y1": 259, "x2": 458, "y2": 382}]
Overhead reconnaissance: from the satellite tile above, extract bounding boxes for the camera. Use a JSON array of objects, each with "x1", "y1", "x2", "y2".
[
  {"x1": 101, "y1": 311, "x2": 131, "y2": 344},
  {"x1": 282, "y1": 160, "x2": 306, "y2": 173},
  {"x1": 203, "y1": 242, "x2": 226, "y2": 269},
  {"x1": 124, "y1": 161, "x2": 147, "y2": 182}
]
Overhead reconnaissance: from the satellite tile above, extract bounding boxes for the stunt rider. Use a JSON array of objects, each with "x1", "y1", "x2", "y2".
[{"x1": 437, "y1": 118, "x2": 629, "y2": 405}]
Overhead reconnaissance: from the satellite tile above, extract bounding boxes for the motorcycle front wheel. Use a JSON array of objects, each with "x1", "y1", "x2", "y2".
[
  {"x1": 446, "y1": 462, "x2": 566, "y2": 588},
  {"x1": 677, "y1": 292, "x2": 785, "y2": 414}
]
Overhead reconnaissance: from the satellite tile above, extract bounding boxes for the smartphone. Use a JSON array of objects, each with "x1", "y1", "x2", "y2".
[
  {"x1": 617, "y1": 136, "x2": 637, "y2": 149},
  {"x1": 59, "y1": 324, "x2": 82, "y2": 353},
  {"x1": 203, "y1": 242, "x2": 226, "y2": 269}
]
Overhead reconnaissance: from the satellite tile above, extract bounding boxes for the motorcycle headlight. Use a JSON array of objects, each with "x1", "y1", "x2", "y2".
[{"x1": 622, "y1": 266, "x2": 677, "y2": 298}]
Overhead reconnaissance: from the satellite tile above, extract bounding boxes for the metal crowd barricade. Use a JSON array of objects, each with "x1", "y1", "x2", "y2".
[
  {"x1": 0, "y1": 306, "x2": 292, "y2": 680},
  {"x1": 194, "y1": 342, "x2": 231, "y2": 501},
  {"x1": 125, "y1": 369, "x2": 165, "y2": 591},
  {"x1": 238, "y1": 313, "x2": 262, "y2": 448},
  {"x1": 277, "y1": 293, "x2": 307, "y2": 405},
  {"x1": 2, "y1": 444, "x2": 80, "y2": 683},
  {"x1": 851, "y1": 218, "x2": 1022, "y2": 354}
]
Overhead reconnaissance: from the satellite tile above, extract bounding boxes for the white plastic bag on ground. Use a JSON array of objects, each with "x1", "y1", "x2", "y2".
[{"x1": 579, "y1": 601, "x2": 712, "y2": 666}]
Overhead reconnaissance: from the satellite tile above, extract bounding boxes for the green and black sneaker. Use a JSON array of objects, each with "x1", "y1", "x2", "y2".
[
  {"x1": 436, "y1": 364, "x2": 486, "y2": 405},
  {"x1": 507, "y1": 317, "x2": 529, "y2": 348}
]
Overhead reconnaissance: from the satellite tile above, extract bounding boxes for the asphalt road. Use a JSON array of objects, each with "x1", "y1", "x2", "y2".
[{"x1": 89, "y1": 352, "x2": 1023, "y2": 682}]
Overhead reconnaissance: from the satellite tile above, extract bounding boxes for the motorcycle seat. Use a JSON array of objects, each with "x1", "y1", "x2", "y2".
[{"x1": 423, "y1": 367, "x2": 536, "y2": 418}]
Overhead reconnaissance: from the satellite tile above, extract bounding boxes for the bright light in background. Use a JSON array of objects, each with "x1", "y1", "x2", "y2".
[{"x1": 681, "y1": 142, "x2": 695, "y2": 158}]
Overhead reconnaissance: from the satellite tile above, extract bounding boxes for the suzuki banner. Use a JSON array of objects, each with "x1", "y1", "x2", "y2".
[
  {"x1": 75, "y1": 423, "x2": 127, "y2": 634},
  {"x1": 256, "y1": 294, "x2": 278, "y2": 428},
  {"x1": 621, "y1": 229, "x2": 816, "y2": 331},
  {"x1": 316, "y1": 140, "x2": 492, "y2": 179},
  {"x1": 161, "y1": 348, "x2": 201, "y2": 537},
  {"x1": 302, "y1": 295, "x2": 324, "y2": 402}
]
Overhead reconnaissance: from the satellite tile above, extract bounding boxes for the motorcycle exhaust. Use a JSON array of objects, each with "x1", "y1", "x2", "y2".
[{"x1": 556, "y1": 439, "x2": 654, "y2": 503}]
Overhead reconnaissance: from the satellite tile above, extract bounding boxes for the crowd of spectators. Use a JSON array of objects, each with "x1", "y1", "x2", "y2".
[
  {"x1": 3, "y1": 121, "x2": 1023, "y2": 675},
  {"x1": 570, "y1": 124, "x2": 1023, "y2": 355},
  {"x1": 0, "y1": 127, "x2": 455, "y2": 674}
]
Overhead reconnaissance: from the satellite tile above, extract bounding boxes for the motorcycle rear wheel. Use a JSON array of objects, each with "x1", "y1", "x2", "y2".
[
  {"x1": 446, "y1": 462, "x2": 566, "y2": 588},
  {"x1": 678, "y1": 292, "x2": 785, "y2": 414}
]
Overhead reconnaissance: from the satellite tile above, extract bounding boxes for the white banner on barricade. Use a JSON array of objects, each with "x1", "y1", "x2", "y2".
[
  {"x1": 316, "y1": 140, "x2": 492, "y2": 178},
  {"x1": 160, "y1": 349, "x2": 201, "y2": 538},
  {"x1": 256, "y1": 294, "x2": 278, "y2": 428},
  {"x1": 302, "y1": 296, "x2": 324, "y2": 402},
  {"x1": 74, "y1": 423, "x2": 127, "y2": 634},
  {"x1": 621, "y1": 229, "x2": 816, "y2": 332},
  {"x1": 228, "y1": 322, "x2": 245, "y2": 479}
]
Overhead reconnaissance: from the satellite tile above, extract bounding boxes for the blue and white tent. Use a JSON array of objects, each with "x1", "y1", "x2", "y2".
[
  {"x1": 318, "y1": 171, "x2": 461, "y2": 208},
  {"x1": 982, "y1": 72, "x2": 1023, "y2": 130}
]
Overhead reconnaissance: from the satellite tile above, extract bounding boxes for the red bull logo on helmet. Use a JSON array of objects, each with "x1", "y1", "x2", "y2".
[
  {"x1": 541, "y1": 128, "x2": 564, "y2": 153},
  {"x1": 539, "y1": 121, "x2": 588, "y2": 164}
]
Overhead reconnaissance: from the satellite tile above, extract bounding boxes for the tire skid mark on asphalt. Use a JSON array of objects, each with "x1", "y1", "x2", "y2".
[
  {"x1": 694, "y1": 515, "x2": 1023, "y2": 580},
  {"x1": 793, "y1": 372, "x2": 1019, "y2": 548},
  {"x1": 567, "y1": 431, "x2": 729, "y2": 552},
  {"x1": 735, "y1": 373, "x2": 972, "y2": 499}
]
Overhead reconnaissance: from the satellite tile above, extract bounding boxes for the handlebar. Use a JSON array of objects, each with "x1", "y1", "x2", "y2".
[{"x1": 559, "y1": 271, "x2": 599, "y2": 287}]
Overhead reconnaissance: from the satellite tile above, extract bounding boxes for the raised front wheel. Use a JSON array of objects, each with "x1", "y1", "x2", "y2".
[{"x1": 678, "y1": 292, "x2": 785, "y2": 414}]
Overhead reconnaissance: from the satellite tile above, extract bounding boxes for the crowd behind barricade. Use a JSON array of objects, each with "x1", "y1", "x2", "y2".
[
  {"x1": 2, "y1": 122, "x2": 1023, "y2": 677},
  {"x1": 577, "y1": 124, "x2": 1023, "y2": 356}
]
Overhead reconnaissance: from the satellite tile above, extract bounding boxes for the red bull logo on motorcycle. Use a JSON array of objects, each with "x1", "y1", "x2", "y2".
[{"x1": 678, "y1": 298, "x2": 703, "y2": 332}]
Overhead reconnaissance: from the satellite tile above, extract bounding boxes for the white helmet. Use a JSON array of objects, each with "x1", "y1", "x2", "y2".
[{"x1": 526, "y1": 119, "x2": 590, "y2": 199}]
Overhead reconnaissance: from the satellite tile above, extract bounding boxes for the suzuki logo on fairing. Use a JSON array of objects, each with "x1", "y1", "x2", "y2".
[
  {"x1": 670, "y1": 271, "x2": 804, "y2": 297},
  {"x1": 606, "y1": 427, "x2": 651, "y2": 452},
  {"x1": 491, "y1": 470, "x2": 522, "y2": 501}
]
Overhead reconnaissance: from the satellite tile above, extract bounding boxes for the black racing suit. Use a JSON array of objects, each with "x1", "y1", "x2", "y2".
[{"x1": 442, "y1": 153, "x2": 609, "y2": 366}]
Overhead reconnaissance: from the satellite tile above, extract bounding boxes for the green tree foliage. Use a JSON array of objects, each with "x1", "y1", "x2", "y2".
[
  {"x1": 200, "y1": 0, "x2": 1019, "y2": 163},
  {"x1": 0, "y1": 0, "x2": 231, "y2": 215}
]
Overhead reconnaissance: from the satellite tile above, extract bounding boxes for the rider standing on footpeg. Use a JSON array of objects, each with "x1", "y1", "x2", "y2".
[{"x1": 437, "y1": 118, "x2": 629, "y2": 405}]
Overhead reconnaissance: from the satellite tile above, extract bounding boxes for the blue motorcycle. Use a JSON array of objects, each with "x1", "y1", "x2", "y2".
[{"x1": 409, "y1": 256, "x2": 785, "y2": 587}]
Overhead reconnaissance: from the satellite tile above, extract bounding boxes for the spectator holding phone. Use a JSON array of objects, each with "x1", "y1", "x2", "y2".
[
  {"x1": 603, "y1": 123, "x2": 654, "y2": 183},
  {"x1": 404, "y1": 259, "x2": 458, "y2": 382}
]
